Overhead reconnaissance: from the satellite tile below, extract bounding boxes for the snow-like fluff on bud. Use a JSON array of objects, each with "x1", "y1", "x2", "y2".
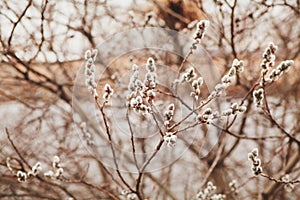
[
  {"x1": 248, "y1": 148, "x2": 263, "y2": 175},
  {"x1": 232, "y1": 58, "x2": 244, "y2": 73},
  {"x1": 229, "y1": 180, "x2": 238, "y2": 195},
  {"x1": 227, "y1": 67, "x2": 236, "y2": 77},
  {"x1": 221, "y1": 109, "x2": 232, "y2": 116},
  {"x1": 127, "y1": 193, "x2": 138, "y2": 200},
  {"x1": 230, "y1": 103, "x2": 239, "y2": 114},
  {"x1": 180, "y1": 67, "x2": 197, "y2": 83},
  {"x1": 28, "y1": 162, "x2": 42, "y2": 177},
  {"x1": 163, "y1": 132, "x2": 177, "y2": 147},
  {"x1": 253, "y1": 88, "x2": 264, "y2": 107},
  {"x1": 53, "y1": 156, "x2": 60, "y2": 168},
  {"x1": 260, "y1": 42, "x2": 278, "y2": 73},
  {"x1": 164, "y1": 103, "x2": 175, "y2": 125},
  {"x1": 196, "y1": 181, "x2": 225, "y2": 200},
  {"x1": 220, "y1": 102, "x2": 246, "y2": 117},
  {"x1": 135, "y1": 79, "x2": 144, "y2": 91},
  {"x1": 267, "y1": 60, "x2": 294, "y2": 83},
  {"x1": 208, "y1": 90, "x2": 217, "y2": 100},
  {"x1": 221, "y1": 75, "x2": 235, "y2": 84},
  {"x1": 17, "y1": 171, "x2": 27, "y2": 182},
  {"x1": 85, "y1": 50, "x2": 91, "y2": 60},
  {"x1": 176, "y1": 67, "x2": 203, "y2": 100},
  {"x1": 238, "y1": 105, "x2": 247, "y2": 112},
  {"x1": 146, "y1": 57, "x2": 156, "y2": 72},
  {"x1": 202, "y1": 107, "x2": 212, "y2": 115},
  {"x1": 127, "y1": 58, "x2": 157, "y2": 113},
  {"x1": 192, "y1": 80, "x2": 198, "y2": 88},
  {"x1": 194, "y1": 20, "x2": 210, "y2": 42},
  {"x1": 55, "y1": 167, "x2": 64, "y2": 177},
  {"x1": 190, "y1": 77, "x2": 203, "y2": 100},
  {"x1": 44, "y1": 170, "x2": 54, "y2": 178},
  {"x1": 192, "y1": 77, "x2": 203, "y2": 88},
  {"x1": 210, "y1": 58, "x2": 245, "y2": 97},
  {"x1": 103, "y1": 84, "x2": 114, "y2": 102},
  {"x1": 195, "y1": 107, "x2": 214, "y2": 124},
  {"x1": 44, "y1": 156, "x2": 64, "y2": 179},
  {"x1": 128, "y1": 82, "x2": 136, "y2": 92},
  {"x1": 215, "y1": 83, "x2": 226, "y2": 92},
  {"x1": 187, "y1": 20, "x2": 198, "y2": 29},
  {"x1": 132, "y1": 64, "x2": 139, "y2": 71},
  {"x1": 84, "y1": 49, "x2": 99, "y2": 98}
]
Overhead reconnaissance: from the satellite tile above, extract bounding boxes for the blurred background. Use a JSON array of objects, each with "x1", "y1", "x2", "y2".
[{"x1": 0, "y1": 0, "x2": 299, "y2": 199}]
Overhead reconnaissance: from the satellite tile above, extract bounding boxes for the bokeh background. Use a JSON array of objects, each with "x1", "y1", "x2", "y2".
[{"x1": 0, "y1": 0, "x2": 300, "y2": 199}]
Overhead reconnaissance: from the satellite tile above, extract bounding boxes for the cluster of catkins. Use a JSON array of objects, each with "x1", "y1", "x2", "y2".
[
  {"x1": 84, "y1": 49, "x2": 98, "y2": 98},
  {"x1": 84, "y1": 49, "x2": 114, "y2": 102},
  {"x1": 212, "y1": 58, "x2": 244, "y2": 98},
  {"x1": 221, "y1": 102, "x2": 247, "y2": 116},
  {"x1": 253, "y1": 88, "x2": 264, "y2": 107},
  {"x1": 260, "y1": 42, "x2": 278, "y2": 74},
  {"x1": 196, "y1": 181, "x2": 226, "y2": 200},
  {"x1": 164, "y1": 103, "x2": 175, "y2": 126},
  {"x1": 44, "y1": 156, "x2": 64, "y2": 179},
  {"x1": 253, "y1": 43, "x2": 294, "y2": 107},
  {"x1": 8, "y1": 156, "x2": 64, "y2": 183},
  {"x1": 163, "y1": 132, "x2": 177, "y2": 147},
  {"x1": 6, "y1": 157, "x2": 41, "y2": 183},
  {"x1": 193, "y1": 20, "x2": 210, "y2": 43},
  {"x1": 248, "y1": 148, "x2": 262, "y2": 175},
  {"x1": 126, "y1": 58, "x2": 157, "y2": 113},
  {"x1": 195, "y1": 102, "x2": 247, "y2": 125},
  {"x1": 16, "y1": 162, "x2": 42, "y2": 183},
  {"x1": 120, "y1": 189, "x2": 137, "y2": 200},
  {"x1": 177, "y1": 67, "x2": 204, "y2": 100},
  {"x1": 103, "y1": 83, "x2": 114, "y2": 102},
  {"x1": 266, "y1": 60, "x2": 294, "y2": 83},
  {"x1": 163, "y1": 104, "x2": 178, "y2": 147},
  {"x1": 196, "y1": 107, "x2": 217, "y2": 124}
]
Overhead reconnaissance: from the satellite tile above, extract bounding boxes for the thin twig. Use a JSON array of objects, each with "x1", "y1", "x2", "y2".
[
  {"x1": 126, "y1": 109, "x2": 140, "y2": 172},
  {"x1": 95, "y1": 99, "x2": 135, "y2": 193}
]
